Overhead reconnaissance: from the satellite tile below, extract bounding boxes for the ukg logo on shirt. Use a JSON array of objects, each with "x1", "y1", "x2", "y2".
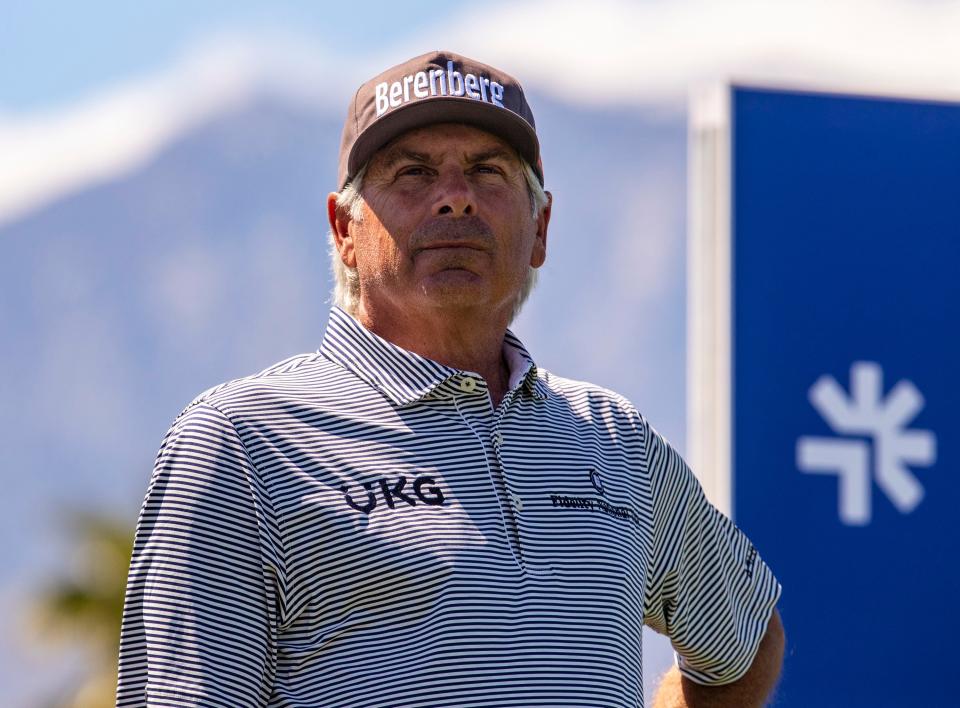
[
  {"x1": 342, "y1": 475, "x2": 446, "y2": 514},
  {"x1": 375, "y1": 61, "x2": 506, "y2": 117}
]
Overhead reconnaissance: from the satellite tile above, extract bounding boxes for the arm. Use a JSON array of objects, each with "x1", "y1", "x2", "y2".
[
  {"x1": 653, "y1": 609, "x2": 785, "y2": 708},
  {"x1": 117, "y1": 403, "x2": 279, "y2": 707},
  {"x1": 639, "y1": 416, "x2": 783, "y2": 703}
]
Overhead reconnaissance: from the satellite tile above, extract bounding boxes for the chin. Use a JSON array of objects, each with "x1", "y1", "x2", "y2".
[{"x1": 419, "y1": 274, "x2": 492, "y2": 309}]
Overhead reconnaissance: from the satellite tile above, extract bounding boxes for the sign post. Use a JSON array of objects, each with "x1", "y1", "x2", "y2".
[{"x1": 689, "y1": 85, "x2": 960, "y2": 707}]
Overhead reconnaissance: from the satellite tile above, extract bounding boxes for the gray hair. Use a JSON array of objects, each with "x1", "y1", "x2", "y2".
[{"x1": 329, "y1": 159, "x2": 548, "y2": 321}]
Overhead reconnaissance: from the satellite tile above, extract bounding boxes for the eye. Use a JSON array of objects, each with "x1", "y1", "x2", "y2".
[
  {"x1": 472, "y1": 163, "x2": 503, "y2": 175},
  {"x1": 397, "y1": 164, "x2": 433, "y2": 178}
]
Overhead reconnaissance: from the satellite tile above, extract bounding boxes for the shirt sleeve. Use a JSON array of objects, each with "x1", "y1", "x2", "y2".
[
  {"x1": 641, "y1": 419, "x2": 781, "y2": 686},
  {"x1": 117, "y1": 402, "x2": 281, "y2": 707}
]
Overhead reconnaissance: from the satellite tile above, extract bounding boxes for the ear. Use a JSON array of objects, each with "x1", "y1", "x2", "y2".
[
  {"x1": 529, "y1": 190, "x2": 552, "y2": 269},
  {"x1": 328, "y1": 191, "x2": 357, "y2": 269}
]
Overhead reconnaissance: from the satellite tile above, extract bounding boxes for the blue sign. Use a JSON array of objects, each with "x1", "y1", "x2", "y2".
[{"x1": 730, "y1": 87, "x2": 960, "y2": 707}]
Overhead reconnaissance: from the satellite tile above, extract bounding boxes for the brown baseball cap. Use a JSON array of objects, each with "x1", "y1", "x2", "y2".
[{"x1": 337, "y1": 50, "x2": 542, "y2": 189}]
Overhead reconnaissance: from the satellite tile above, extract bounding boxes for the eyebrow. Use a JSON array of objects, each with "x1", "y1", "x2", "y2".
[
  {"x1": 464, "y1": 147, "x2": 519, "y2": 165},
  {"x1": 377, "y1": 147, "x2": 438, "y2": 170},
  {"x1": 377, "y1": 145, "x2": 520, "y2": 172}
]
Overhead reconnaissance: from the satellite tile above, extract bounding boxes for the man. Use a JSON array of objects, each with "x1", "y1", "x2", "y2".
[{"x1": 117, "y1": 51, "x2": 783, "y2": 707}]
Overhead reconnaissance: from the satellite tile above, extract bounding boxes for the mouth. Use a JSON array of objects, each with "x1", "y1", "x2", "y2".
[
  {"x1": 418, "y1": 240, "x2": 486, "y2": 249},
  {"x1": 411, "y1": 216, "x2": 495, "y2": 255},
  {"x1": 415, "y1": 242, "x2": 488, "y2": 255}
]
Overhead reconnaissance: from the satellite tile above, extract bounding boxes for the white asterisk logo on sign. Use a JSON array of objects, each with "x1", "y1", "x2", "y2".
[{"x1": 796, "y1": 361, "x2": 937, "y2": 526}]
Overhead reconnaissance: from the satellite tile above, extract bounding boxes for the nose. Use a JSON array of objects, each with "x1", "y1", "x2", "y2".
[{"x1": 432, "y1": 169, "x2": 475, "y2": 217}]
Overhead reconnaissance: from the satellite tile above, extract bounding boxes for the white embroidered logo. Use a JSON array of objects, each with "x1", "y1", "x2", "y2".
[
  {"x1": 375, "y1": 61, "x2": 505, "y2": 116},
  {"x1": 796, "y1": 361, "x2": 937, "y2": 526}
]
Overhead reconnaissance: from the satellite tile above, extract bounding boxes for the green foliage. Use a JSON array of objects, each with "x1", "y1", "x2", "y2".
[{"x1": 32, "y1": 510, "x2": 134, "y2": 708}]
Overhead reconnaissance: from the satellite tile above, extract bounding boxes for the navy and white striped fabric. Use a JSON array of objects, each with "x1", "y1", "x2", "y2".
[{"x1": 117, "y1": 306, "x2": 780, "y2": 707}]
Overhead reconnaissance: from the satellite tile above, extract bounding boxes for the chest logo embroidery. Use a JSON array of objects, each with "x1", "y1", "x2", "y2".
[
  {"x1": 547, "y1": 468, "x2": 639, "y2": 526},
  {"x1": 342, "y1": 475, "x2": 446, "y2": 514},
  {"x1": 589, "y1": 468, "x2": 604, "y2": 494}
]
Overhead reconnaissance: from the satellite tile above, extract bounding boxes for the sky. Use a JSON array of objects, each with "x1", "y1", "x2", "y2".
[
  {"x1": 1, "y1": 1, "x2": 465, "y2": 111},
  {"x1": 5, "y1": 0, "x2": 960, "y2": 115},
  {"x1": 3, "y1": 0, "x2": 960, "y2": 704},
  {"x1": 5, "y1": 0, "x2": 960, "y2": 229}
]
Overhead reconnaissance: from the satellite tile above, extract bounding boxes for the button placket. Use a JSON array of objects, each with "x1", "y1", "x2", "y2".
[
  {"x1": 450, "y1": 393, "x2": 527, "y2": 572},
  {"x1": 491, "y1": 428, "x2": 518, "y2": 510},
  {"x1": 490, "y1": 408, "x2": 535, "y2": 567},
  {"x1": 494, "y1": 404, "x2": 550, "y2": 578}
]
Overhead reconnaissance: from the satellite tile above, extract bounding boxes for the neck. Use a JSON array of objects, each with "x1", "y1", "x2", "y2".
[{"x1": 356, "y1": 300, "x2": 511, "y2": 407}]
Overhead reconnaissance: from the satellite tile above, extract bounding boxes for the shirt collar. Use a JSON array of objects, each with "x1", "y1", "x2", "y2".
[{"x1": 320, "y1": 307, "x2": 548, "y2": 407}]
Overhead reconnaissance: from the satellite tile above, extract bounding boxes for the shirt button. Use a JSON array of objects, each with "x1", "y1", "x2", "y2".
[
  {"x1": 493, "y1": 432, "x2": 503, "y2": 446},
  {"x1": 459, "y1": 378, "x2": 477, "y2": 393},
  {"x1": 509, "y1": 492, "x2": 523, "y2": 512}
]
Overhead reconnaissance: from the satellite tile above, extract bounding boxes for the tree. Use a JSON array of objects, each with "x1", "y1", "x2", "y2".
[{"x1": 30, "y1": 511, "x2": 133, "y2": 708}]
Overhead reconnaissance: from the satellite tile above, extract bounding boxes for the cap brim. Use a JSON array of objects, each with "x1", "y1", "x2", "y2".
[{"x1": 345, "y1": 97, "x2": 542, "y2": 188}]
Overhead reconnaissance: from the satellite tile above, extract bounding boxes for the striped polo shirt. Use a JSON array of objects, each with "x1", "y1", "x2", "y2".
[{"x1": 117, "y1": 306, "x2": 781, "y2": 707}]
